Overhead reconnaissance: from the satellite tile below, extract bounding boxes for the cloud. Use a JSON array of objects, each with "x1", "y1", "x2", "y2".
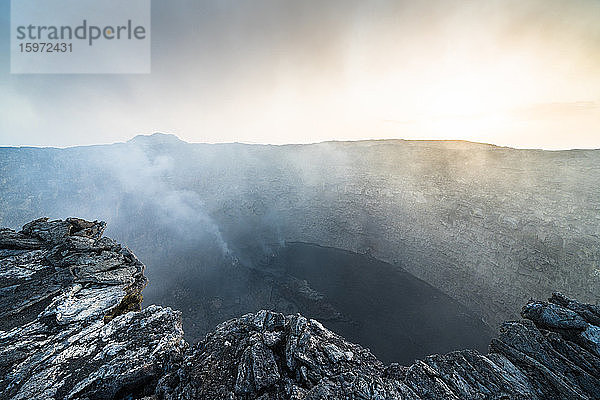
[
  {"x1": 0, "y1": 0, "x2": 599, "y2": 149},
  {"x1": 511, "y1": 102, "x2": 599, "y2": 120}
]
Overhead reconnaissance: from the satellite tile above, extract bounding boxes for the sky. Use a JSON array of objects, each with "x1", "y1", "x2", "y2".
[{"x1": 0, "y1": 0, "x2": 599, "y2": 149}]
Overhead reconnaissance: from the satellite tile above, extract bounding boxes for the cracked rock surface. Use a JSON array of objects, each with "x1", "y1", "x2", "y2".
[
  {"x1": 1, "y1": 218, "x2": 599, "y2": 399},
  {"x1": 0, "y1": 218, "x2": 186, "y2": 399},
  {"x1": 157, "y1": 293, "x2": 600, "y2": 399}
]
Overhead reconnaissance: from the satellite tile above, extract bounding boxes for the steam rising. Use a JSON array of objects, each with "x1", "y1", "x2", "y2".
[
  {"x1": 0, "y1": 134, "x2": 597, "y2": 362},
  {"x1": 96, "y1": 142, "x2": 232, "y2": 258}
]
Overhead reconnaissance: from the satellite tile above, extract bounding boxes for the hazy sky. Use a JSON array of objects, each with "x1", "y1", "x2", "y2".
[{"x1": 0, "y1": 0, "x2": 599, "y2": 149}]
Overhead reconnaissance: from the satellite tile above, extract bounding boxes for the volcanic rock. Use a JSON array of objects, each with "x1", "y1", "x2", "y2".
[
  {"x1": 0, "y1": 218, "x2": 186, "y2": 399},
  {"x1": 1, "y1": 218, "x2": 598, "y2": 399}
]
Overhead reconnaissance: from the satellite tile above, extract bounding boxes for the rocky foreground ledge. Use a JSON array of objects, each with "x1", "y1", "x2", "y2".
[{"x1": 1, "y1": 219, "x2": 599, "y2": 399}]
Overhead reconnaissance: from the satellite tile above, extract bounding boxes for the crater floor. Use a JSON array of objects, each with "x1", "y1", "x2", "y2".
[{"x1": 1, "y1": 218, "x2": 599, "y2": 399}]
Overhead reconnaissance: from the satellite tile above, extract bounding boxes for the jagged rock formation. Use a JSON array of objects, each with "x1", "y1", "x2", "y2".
[
  {"x1": 1, "y1": 218, "x2": 599, "y2": 399},
  {"x1": 0, "y1": 218, "x2": 186, "y2": 399},
  {"x1": 157, "y1": 293, "x2": 600, "y2": 399}
]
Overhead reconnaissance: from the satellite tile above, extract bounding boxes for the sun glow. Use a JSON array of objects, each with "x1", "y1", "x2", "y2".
[
  {"x1": 332, "y1": 42, "x2": 600, "y2": 149},
  {"x1": 421, "y1": 74, "x2": 506, "y2": 117},
  {"x1": 409, "y1": 70, "x2": 521, "y2": 141},
  {"x1": 4, "y1": 0, "x2": 599, "y2": 149}
]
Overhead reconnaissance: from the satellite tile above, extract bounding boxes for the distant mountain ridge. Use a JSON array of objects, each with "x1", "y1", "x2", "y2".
[{"x1": 127, "y1": 132, "x2": 187, "y2": 145}]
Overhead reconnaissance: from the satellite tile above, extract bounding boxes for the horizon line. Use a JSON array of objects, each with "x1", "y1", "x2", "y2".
[{"x1": 1, "y1": 133, "x2": 599, "y2": 152}]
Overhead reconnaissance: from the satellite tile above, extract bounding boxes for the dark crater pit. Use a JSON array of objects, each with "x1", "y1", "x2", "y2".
[{"x1": 143, "y1": 242, "x2": 492, "y2": 365}]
